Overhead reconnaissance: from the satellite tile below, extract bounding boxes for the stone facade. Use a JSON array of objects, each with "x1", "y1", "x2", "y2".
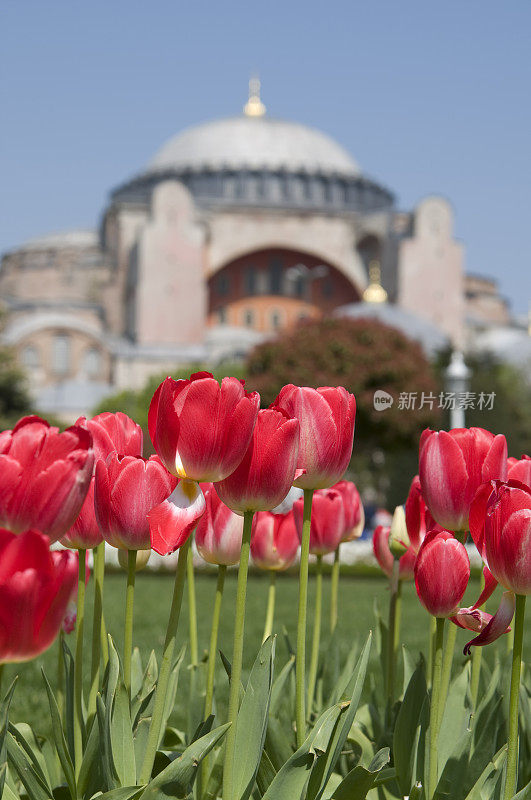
[{"x1": 0, "y1": 111, "x2": 471, "y2": 420}]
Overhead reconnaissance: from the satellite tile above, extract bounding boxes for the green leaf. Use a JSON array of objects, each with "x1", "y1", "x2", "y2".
[
  {"x1": 9, "y1": 724, "x2": 52, "y2": 795},
  {"x1": 261, "y1": 705, "x2": 344, "y2": 800},
  {"x1": 433, "y1": 729, "x2": 472, "y2": 800},
  {"x1": 111, "y1": 681, "x2": 136, "y2": 787},
  {"x1": 41, "y1": 670, "x2": 76, "y2": 800},
  {"x1": 269, "y1": 655, "x2": 295, "y2": 719},
  {"x1": 437, "y1": 662, "x2": 471, "y2": 775},
  {"x1": 77, "y1": 708, "x2": 104, "y2": 798},
  {"x1": 131, "y1": 648, "x2": 144, "y2": 700},
  {"x1": 159, "y1": 646, "x2": 186, "y2": 748},
  {"x1": 307, "y1": 632, "x2": 372, "y2": 800},
  {"x1": 97, "y1": 693, "x2": 117, "y2": 792},
  {"x1": 393, "y1": 660, "x2": 428, "y2": 797},
  {"x1": 465, "y1": 695, "x2": 504, "y2": 797},
  {"x1": 6, "y1": 731, "x2": 53, "y2": 800},
  {"x1": 0, "y1": 679, "x2": 17, "y2": 799},
  {"x1": 401, "y1": 645, "x2": 417, "y2": 698},
  {"x1": 140, "y1": 723, "x2": 229, "y2": 800},
  {"x1": 328, "y1": 637, "x2": 359, "y2": 705},
  {"x1": 232, "y1": 637, "x2": 275, "y2": 800},
  {"x1": 463, "y1": 745, "x2": 507, "y2": 800},
  {"x1": 95, "y1": 787, "x2": 145, "y2": 800},
  {"x1": 61, "y1": 638, "x2": 76, "y2": 764},
  {"x1": 512, "y1": 780, "x2": 531, "y2": 800},
  {"x1": 255, "y1": 747, "x2": 276, "y2": 796},
  {"x1": 330, "y1": 747, "x2": 390, "y2": 799}
]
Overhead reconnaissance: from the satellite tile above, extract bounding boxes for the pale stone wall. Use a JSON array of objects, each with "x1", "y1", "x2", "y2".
[
  {"x1": 131, "y1": 182, "x2": 206, "y2": 345},
  {"x1": 207, "y1": 210, "x2": 367, "y2": 294},
  {"x1": 397, "y1": 197, "x2": 464, "y2": 347}
]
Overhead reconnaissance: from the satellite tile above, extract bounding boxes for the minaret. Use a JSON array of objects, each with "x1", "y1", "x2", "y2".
[
  {"x1": 363, "y1": 260, "x2": 388, "y2": 303},
  {"x1": 243, "y1": 76, "x2": 266, "y2": 117}
]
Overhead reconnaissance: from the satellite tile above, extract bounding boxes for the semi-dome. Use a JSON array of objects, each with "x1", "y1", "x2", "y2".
[{"x1": 146, "y1": 115, "x2": 361, "y2": 177}]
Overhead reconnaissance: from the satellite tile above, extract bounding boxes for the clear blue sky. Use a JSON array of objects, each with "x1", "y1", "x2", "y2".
[{"x1": 1, "y1": 1, "x2": 530, "y2": 314}]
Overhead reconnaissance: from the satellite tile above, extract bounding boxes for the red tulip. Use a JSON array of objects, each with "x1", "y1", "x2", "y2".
[
  {"x1": 404, "y1": 475, "x2": 429, "y2": 552},
  {"x1": 78, "y1": 411, "x2": 143, "y2": 463},
  {"x1": 414, "y1": 530, "x2": 470, "y2": 617},
  {"x1": 274, "y1": 385, "x2": 356, "y2": 490},
  {"x1": 334, "y1": 481, "x2": 365, "y2": 542},
  {"x1": 372, "y1": 525, "x2": 417, "y2": 581},
  {"x1": 61, "y1": 477, "x2": 103, "y2": 550},
  {"x1": 215, "y1": 407, "x2": 300, "y2": 514},
  {"x1": 293, "y1": 488, "x2": 345, "y2": 555},
  {"x1": 95, "y1": 454, "x2": 179, "y2": 551},
  {"x1": 507, "y1": 454, "x2": 531, "y2": 487},
  {"x1": 470, "y1": 480, "x2": 531, "y2": 596},
  {"x1": 251, "y1": 510, "x2": 299, "y2": 571},
  {"x1": 419, "y1": 427, "x2": 507, "y2": 532},
  {"x1": 0, "y1": 416, "x2": 94, "y2": 542},
  {"x1": 149, "y1": 372, "x2": 259, "y2": 483},
  {"x1": 195, "y1": 490, "x2": 243, "y2": 566},
  {"x1": 0, "y1": 528, "x2": 78, "y2": 663}
]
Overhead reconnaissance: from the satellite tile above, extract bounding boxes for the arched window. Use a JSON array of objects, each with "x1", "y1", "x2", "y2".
[
  {"x1": 52, "y1": 334, "x2": 70, "y2": 376},
  {"x1": 270, "y1": 308, "x2": 282, "y2": 330},
  {"x1": 83, "y1": 347, "x2": 102, "y2": 379},
  {"x1": 217, "y1": 307, "x2": 227, "y2": 324},
  {"x1": 21, "y1": 345, "x2": 40, "y2": 370},
  {"x1": 243, "y1": 308, "x2": 255, "y2": 328}
]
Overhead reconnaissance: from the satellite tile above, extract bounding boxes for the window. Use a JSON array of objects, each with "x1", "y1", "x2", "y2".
[
  {"x1": 243, "y1": 308, "x2": 255, "y2": 327},
  {"x1": 21, "y1": 345, "x2": 40, "y2": 370},
  {"x1": 268, "y1": 258, "x2": 283, "y2": 295},
  {"x1": 244, "y1": 267, "x2": 257, "y2": 296},
  {"x1": 52, "y1": 334, "x2": 70, "y2": 376},
  {"x1": 322, "y1": 278, "x2": 334, "y2": 298},
  {"x1": 217, "y1": 307, "x2": 227, "y2": 324},
  {"x1": 270, "y1": 309, "x2": 282, "y2": 330},
  {"x1": 217, "y1": 273, "x2": 230, "y2": 295},
  {"x1": 83, "y1": 348, "x2": 101, "y2": 379}
]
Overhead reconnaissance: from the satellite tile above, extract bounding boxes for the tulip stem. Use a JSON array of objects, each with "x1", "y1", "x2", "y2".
[
  {"x1": 429, "y1": 617, "x2": 445, "y2": 799},
  {"x1": 201, "y1": 564, "x2": 227, "y2": 793},
  {"x1": 386, "y1": 558, "x2": 400, "y2": 703},
  {"x1": 74, "y1": 549, "x2": 86, "y2": 778},
  {"x1": 139, "y1": 536, "x2": 191, "y2": 785},
  {"x1": 57, "y1": 631, "x2": 65, "y2": 720},
  {"x1": 223, "y1": 510, "x2": 254, "y2": 800},
  {"x1": 0, "y1": 664, "x2": 4, "y2": 696},
  {"x1": 427, "y1": 614, "x2": 437, "y2": 689},
  {"x1": 470, "y1": 569, "x2": 485, "y2": 708},
  {"x1": 186, "y1": 539, "x2": 199, "y2": 746},
  {"x1": 88, "y1": 542, "x2": 105, "y2": 725},
  {"x1": 330, "y1": 545, "x2": 340, "y2": 632},
  {"x1": 504, "y1": 594, "x2": 526, "y2": 800},
  {"x1": 307, "y1": 555, "x2": 323, "y2": 717},
  {"x1": 262, "y1": 572, "x2": 277, "y2": 644},
  {"x1": 123, "y1": 550, "x2": 137, "y2": 699},
  {"x1": 295, "y1": 488, "x2": 314, "y2": 747},
  {"x1": 438, "y1": 620, "x2": 457, "y2": 731}
]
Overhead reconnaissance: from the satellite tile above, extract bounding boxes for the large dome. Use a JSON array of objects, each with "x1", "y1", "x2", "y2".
[{"x1": 146, "y1": 115, "x2": 361, "y2": 177}]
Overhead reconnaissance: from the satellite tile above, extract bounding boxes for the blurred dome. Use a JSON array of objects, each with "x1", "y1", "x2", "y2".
[{"x1": 145, "y1": 115, "x2": 361, "y2": 177}]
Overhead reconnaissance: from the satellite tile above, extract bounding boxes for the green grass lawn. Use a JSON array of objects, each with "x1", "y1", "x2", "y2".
[{"x1": 4, "y1": 569, "x2": 526, "y2": 735}]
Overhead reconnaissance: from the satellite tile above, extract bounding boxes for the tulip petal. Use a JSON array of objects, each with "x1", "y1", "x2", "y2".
[
  {"x1": 471, "y1": 565, "x2": 498, "y2": 609},
  {"x1": 463, "y1": 590, "x2": 515, "y2": 654},
  {"x1": 451, "y1": 607, "x2": 493, "y2": 632},
  {"x1": 149, "y1": 480, "x2": 206, "y2": 555}
]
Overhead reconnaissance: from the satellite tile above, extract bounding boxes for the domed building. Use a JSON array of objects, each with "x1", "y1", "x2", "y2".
[{"x1": 1, "y1": 81, "x2": 468, "y2": 418}]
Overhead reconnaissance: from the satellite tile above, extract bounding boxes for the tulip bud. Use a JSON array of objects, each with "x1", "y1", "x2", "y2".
[
  {"x1": 414, "y1": 530, "x2": 470, "y2": 617},
  {"x1": 388, "y1": 506, "x2": 410, "y2": 558},
  {"x1": 195, "y1": 490, "x2": 243, "y2": 566},
  {"x1": 117, "y1": 549, "x2": 151, "y2": 572},
  {"x1": 293, "y1": 488, "x2": 344, "y2": 555},
  {"x1": 251, "y1": 510, "x2": 299, "y2": 571},
  {"x1": 333, "y1": 480, "x2": 364, "y2": 542}
]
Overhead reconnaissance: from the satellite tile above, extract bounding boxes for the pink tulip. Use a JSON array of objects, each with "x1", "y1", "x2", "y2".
[
  {"x1": 334, "y1": 480, "x2": 365, "y2": 542},
  {"x1": 293, "y1": 488, "x2": 345, "y2": 555},
  {"x1": 419, "y1": 427, "x2": 507, "y2": 532},
  {"x1": 507, "y1": 454, "x2": 531, "y2": 487},
  {"x1": 0, "y1": 528, "x2": 78, "y2": 663},
  {"x1": 372, "y1": 525, "x2": 417, "y2": 581},
  {"x1": 215, "y1": 407, "x2": 300, "y2": 514},
  {"x1": 274, "y1": 385, "x2": 356, "y2": 490},
  {"x1": 196, "y1": 490, "x2": 243, "y2": 566},
  {"x1": 77, "y1": 411, "x2": 143, "y2": 463},
  {"x1": 149, "y1": 372, "x2": 259, "y2": 483},
  {"x1": 61, "y1": 477, "x2": 103, "y2": 550},
  {"x1": 414, "y1": 529, "x2": 470, "y2": 617},
  {"x1": 0, "y1": 416, "x2": 94, "y2": 542},
  {"x1": 251, "y1": 510, "x2": 299, "y2": 571},
  {"x1": 95, "y1": 454, "x2": 179, "y2": 551}
]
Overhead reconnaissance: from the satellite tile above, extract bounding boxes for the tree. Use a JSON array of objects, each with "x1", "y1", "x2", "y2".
[{"x1": 0, "y1": 341, "x2": 33, "y2": 430}]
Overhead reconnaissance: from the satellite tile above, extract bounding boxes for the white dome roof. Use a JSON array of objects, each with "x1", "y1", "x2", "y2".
[{"x1": 146, "y1": 115, "x2": 360, "y2": 176}]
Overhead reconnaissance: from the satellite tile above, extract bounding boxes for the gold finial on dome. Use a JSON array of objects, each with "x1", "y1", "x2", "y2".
[
  {"x1": 363, "y1": 260, "x2": 388, "y2": 303},
  {"x1": 244, "y1": 76, "x2": 266, "y2": 117}
]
